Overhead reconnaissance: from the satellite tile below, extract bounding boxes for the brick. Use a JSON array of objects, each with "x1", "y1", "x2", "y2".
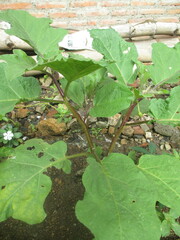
[
  {"x1": 70, "y1": 20, "x2": 88, "y2": 28},
  {"x1": 99, "y1": 19, "x2": 119, "y2": 26},
  {"x1": 70, "y1": 1, "x2": 97, "y2": 8},
  {"x1": 0, "y1": 3, "x2": 32, "y2": 9},
  {"x1": 50, "y1": 12, "x2": 77, "y2": 18},
  {"x1": 129, "y1": 18, "x2": 154, "y2": 23},
  {"x1": 50, "y1": 21, "x2": 68, "y2": 29},
  {"x1": 139, "y1": 9, "x2": 165, "y2": 15},
  {"x1": 101, "y1": 1, "x2": 129, "y2": 7},
  {"x1": 167, "y1": 9, "x2": 180, "y2": 14},
  {"x1": 112, "y1": 10, "x2": 137, "y2": 16},
  {"x1": 157, "y1": 17, "x2": 179, "y2": 23},
  {"x1": 161, "y1": 1, "x2": 180, "y2": 6},
  {"x1": 131, "y1": 1, "x2": 155, "y2": 6},
  {"x1": 30, "y1": 12, "x2": 47, "y2": 18},
  {"x1": 36, "y1": 3, "x2": 66, "y2": 9},
  {"x1": 86, "y1": 11, "x2": 109, "y2": 17},
  {"x1": 87, "y1": 21, "x2": 97, "y2": 26}
]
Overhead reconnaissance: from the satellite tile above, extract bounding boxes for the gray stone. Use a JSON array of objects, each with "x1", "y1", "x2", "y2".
[
  {"x1": 154, "y1": 123, "x2": 175, "y2": 137},
  {"x1": 140, "y1": 123, "x2": 150, "y2": 132},
  {"x1": 96, "y1": 121, "x2": 108, "y2": 128}
]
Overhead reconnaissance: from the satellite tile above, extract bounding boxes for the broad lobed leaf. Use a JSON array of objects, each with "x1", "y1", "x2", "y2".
[
  {"x1": 149, "y1": 85, "x2": 180, "y2": 125},
  {"x1": 76, "y1": 154, "x2": 161, "y2": 240},
  {"x1": 90, "y1": 28, "x2": 138, "y2": 85},
  {"x1": 138, "y1": 154, "x2": 180, "y2": 214},
  {"x1": 76, "y1": 153, "x2": 180, "y2": 240},
  {"x1": 147, "y1": 42, "x2": 180, "y2": 85},
  {"x1": 0, "y1": 10, "x2": 67, "y2": 58},
  {"x1": 0, "y1": 139, "x2": 70, "y2": 224},
  {"x1": 0, "y1": 49, "x2": 36, "y2": 81},
  {"x1": 35, "y1": 53, "x2": 107, "y2": 82},
  {"x1": 0, "y1": 63, "x2": 41, "y2": 115},
  {"x1": 90, "y1": 81, "x2": 133, "y2": 117}
]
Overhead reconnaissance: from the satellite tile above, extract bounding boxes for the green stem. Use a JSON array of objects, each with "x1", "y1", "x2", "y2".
[
  {"x1": 108, "y1": 99, "x2": 142, "y2": 155},
  {"x1": 33, "y1": 98, "x2": 64, "y2": 104},
  {"x1": 45, "y1": 71, "x2": 101, "y2": 162}
]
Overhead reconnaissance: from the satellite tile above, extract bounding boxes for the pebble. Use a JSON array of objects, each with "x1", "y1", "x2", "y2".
[
  {"x1": 160, "y1": 145, "x2": 164, "y2": 150},
  {"x1": 122, "y1": 126, "x2": 134, "y2": 137},
  {"x1": 140, "y1": 123, "x2": 150, "y2": 132},
  {"x1": 165, "y1": 143, "x2": 171, "y2": 151},
  {"x1": 145, "y1": 132, "x2": 153, "y2": 139},
  {"x1": 108, "y1": 114, "x2": 121, "y2": 126},
  {"x1": 133, "y1": 126, "x2": 145, "y2": 135},
  {"x1": 37, "y1": 118, "x2": 67, "y2": 136},
  {"x1": 16, "y1": 108, "x2": 29, "y2": 118},
  {"x1": 120, "y1": 139, "x2": 128, "y2": 145},
  {"x1": 35, "y1": 106, "x2": 44, "y2": 114},
  {"x1": 46, "y1": 109, "x2": 58, "y2": 118},
  {"x1": 96, "y1": 121, "x2": 108, "y2": 128},
  {"x1": 108, "y1": 126, "x2": 115, "y2": 135}
]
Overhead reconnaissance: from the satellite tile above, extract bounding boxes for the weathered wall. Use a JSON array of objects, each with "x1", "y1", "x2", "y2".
[{"x1": 0, "y1": 0, "x2": 180, "y2": 30}]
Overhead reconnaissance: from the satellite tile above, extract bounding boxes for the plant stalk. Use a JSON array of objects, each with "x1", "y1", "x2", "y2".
[
  {"x1": 108, "y1": 99, "x2": 142, "y2": 155},
  {"x1": 46, "y1": 71, "x2": 101, "y2": 162}
]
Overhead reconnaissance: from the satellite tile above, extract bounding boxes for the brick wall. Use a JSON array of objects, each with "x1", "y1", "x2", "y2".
[{"x1": 0, "y1": 0, "x2": 179, "y2": 30}]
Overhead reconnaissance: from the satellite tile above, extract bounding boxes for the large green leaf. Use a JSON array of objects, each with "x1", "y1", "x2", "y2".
[
  {"x1": 0, "y1": 10, "x2": 67, "y2": 58},
  {"x1": 0, "y1": 49, "x2": 36, "y2": 80},
  {"x1": 149, "y1": 85, "x2": 180, "y2": 125},
  {"x1": 0, "y1": 139, "x2": 70, "y2": 224},
  {"x1": 76, "y1": 154, "x2": 161, "y2": 240},
  {"x1": 90, "y1": 81, "x2": 133, "y2": 117},
  {"x1": 147, "y1": 43, "x2": 180, "y2": 85},
  {"x1": 90, "y1": 28, "x2": 138, "y2": 84},
  {"x1": 36, "y1": 54, "x2": 106, "y2": 82},
  {"x1": 138, "y1": 154, "x2": 180, "y2": 214},
  {"x1": 61, "y1": 68, "x2": 108, "y2": 107},
  {"x1": 0, "y1": 63, "x2": 41, "y2": 115}
]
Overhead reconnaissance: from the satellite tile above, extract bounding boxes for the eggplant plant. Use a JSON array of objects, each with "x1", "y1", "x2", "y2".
[{"x1": 0, "y1": 10, "x2": 179, "y2": 240}]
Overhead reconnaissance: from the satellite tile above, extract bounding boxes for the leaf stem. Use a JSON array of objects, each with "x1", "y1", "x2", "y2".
[
  {"x1": 108, "y1": 98, "x2": 142, "y2": 155},
  {"x1": 45, "y1": 71, "x2": 101, "y2": 162}
]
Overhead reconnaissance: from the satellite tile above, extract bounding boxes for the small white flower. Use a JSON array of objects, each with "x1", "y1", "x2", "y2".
[
  {"x1": 133, "y1": 64, "x2": 137, "y2": 73},
  {"x1": 169, "y1": 66, "x2": 172, "y2": 70},
  {"x1": 3, "y1": 131, "x2": 14, "y2": 141}
]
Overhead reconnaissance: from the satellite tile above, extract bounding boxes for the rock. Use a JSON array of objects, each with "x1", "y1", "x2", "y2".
[
  {"x1": 36, "y1": 106, "x2": 45, "y2": 114},
  {"x1": 40, "y1": 76, "x2": 52, "y2": 87},
  {"x1": 87, "y1": 116, "x2": 97, "y2": 124},
  {"x1": 37, "y1": 118, "x2": 67, "y2": 136},
  {"x1": 145, "y1": 132, "x2": 153, "y2": 139},
  {"x1": 108, "y1": 114, "x2": 121, "y2": 126},
  {"x1": 16, "y1": 108, "x2": 29, "y2": 118},
  {"x1": 140, "y1": 123, "x2": 150, "y2": 132},
  {"x1": 101, "y1": 128, "x2": 108, "y2": 134},
  {"x1": 154, "y1": 123, "x2": 175, "y2": 137},
  {"x1": 46, "y1": 109, "x2": 58, "y2": 118},
  {"x1": 108, "y1": 126, "x2": 115, "y2": 135},
  {"x1": 165, "y1": 143, "x2": 171, "y2": 151},
  {"x1": 160, "y1": 145, "x2": 164, "y2": 150},
  {"x1": 120, "y1": 139, "x2": 128, "y2": 145},
  {"x1": 96, "y1": 121, "x2": 108, "y2": 128},
  {"x1": 170, "y1": 131, "x2": 180, "y2": 148},
  {"x1": 122, "y1": 126, "x2": 134, "y2": 137},
  {"x1": 133, "y1": 126, "x2": 145, "y2": 135}
]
